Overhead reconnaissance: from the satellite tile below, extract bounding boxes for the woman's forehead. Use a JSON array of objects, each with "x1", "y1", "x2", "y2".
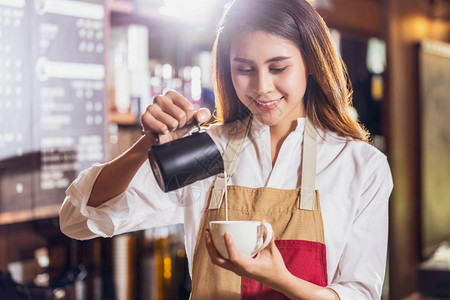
[{"x1": 230, "y1": 31, "x2": 300, "y2": 61}]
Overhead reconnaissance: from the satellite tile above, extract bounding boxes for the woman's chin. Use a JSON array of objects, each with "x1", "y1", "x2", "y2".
[{"x1": 252, "y1": 112, "x2": 282, "y2": 127}]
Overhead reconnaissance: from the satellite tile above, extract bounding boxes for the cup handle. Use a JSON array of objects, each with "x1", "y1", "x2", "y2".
[{"x1": 252, "y1": 221, "x2": 273, "y2": 255}]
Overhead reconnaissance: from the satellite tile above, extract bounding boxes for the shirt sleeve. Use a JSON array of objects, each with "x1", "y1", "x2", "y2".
[
  {"x1": 59, "y1": 161, "x2": 185, "y2": 240},
  {"x1": 327, "y1": 154, "x2": 393, "y2": 299}
]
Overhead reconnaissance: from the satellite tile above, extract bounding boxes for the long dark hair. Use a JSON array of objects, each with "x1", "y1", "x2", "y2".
[{"x1": 211, "y1": 0, "x2": 369, "y2": 142}]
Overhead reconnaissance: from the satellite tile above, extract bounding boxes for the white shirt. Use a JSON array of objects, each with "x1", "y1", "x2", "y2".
[{"x1": 60, "y1": 117, "x2": 393, "y2": 299}]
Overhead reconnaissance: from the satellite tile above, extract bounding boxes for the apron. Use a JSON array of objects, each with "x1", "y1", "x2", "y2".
[{"x1": 191, "y1": 116, "x2": 327, "y2": 299}]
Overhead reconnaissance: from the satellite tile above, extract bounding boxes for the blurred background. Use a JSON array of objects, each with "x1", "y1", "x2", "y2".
[{"x1": 0, "y1": 0, "x2": 449, "y2": 299}]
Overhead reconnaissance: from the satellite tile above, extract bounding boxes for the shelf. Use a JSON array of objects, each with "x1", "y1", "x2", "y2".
[
  {"x1": 109, "y1": 112, "x2": 138, "y2": 125},
  {"x1": 0, "y1": 205, "x2": 62, "y2": 225},
  {"x1": 0, "y1": 210, "x2": 33, "y2": 225},
  {"x1": 33, "y1": 204, "x2": 62, "y2": 221}
]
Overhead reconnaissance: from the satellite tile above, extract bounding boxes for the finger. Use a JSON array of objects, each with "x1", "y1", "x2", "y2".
[
  {"x1": 205, "y1": 229, "x2": 229, "y2": 266},
  {"x1": 166, "y1": 90, "x2": 195, "y2": 118},
  {"x1": 155, "y1": 95, "x2": 191, "y2": 128},
  {"x1": 164, "y1": 91, "x2": 195, "y2": 126},
  {"x1": 145, "y1": 104, "x2": 179, "y2": 132},
  {"x1": 224, "y1": 233, "x2": 244, "y2": 264},
  {"x1": 194, "y1": 108, "x2": 212, "y2": 124},
  {"x1": 157, "y1": 105, "x2": 188, "y2": 132},
  {"x1": 141, "y1": 106, "x2": 170, "y2": 136},
  {"x1": 205, "y1": 230, "x2": 248, "y2": 277},
  {"x1": 165, "y1": 90, "x2": 194, "y2": 111},
  {"x1": 152, "y1": 96, "x2": 182, "y2": 129}
]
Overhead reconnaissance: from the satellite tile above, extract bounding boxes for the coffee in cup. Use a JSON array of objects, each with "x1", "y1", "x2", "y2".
[{"x1": 209, "y1": 220, "x2": 273, "y2": 259}]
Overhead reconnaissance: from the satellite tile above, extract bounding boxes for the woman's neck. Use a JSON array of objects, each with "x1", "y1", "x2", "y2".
[{"x1": 270, "y1": 119, "x2": 299, "y2": 167}]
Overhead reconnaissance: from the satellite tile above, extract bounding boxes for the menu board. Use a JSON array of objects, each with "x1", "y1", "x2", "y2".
[{"x1": 0, "y1": 0, "x2": 106, "y2": 223}]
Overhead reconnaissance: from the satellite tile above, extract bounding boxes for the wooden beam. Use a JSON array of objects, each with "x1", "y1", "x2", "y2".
[
  {"x1": 316, "y1": 0, "x2": 382, "y2": 37},
  {"x1": 383, "y1": 0, "x2": 450, "y2": 298}
]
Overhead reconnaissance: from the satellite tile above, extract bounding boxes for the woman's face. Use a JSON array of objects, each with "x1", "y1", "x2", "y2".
[{"x1": 230, "y1": 31, "x2": 308, "y2": 127}]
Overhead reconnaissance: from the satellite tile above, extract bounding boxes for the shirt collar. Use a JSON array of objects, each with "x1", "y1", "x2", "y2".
[
  {"x1": 294, "y1": 118, "x2": 306, "y2": 132},
  {"x1": 250, "y1": 116, "x2": 307, "y2": 135}
]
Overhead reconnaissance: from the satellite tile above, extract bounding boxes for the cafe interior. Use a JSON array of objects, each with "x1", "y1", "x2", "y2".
[{"x1": 0, "y1": 0, "x2": 449, "y2": 299}]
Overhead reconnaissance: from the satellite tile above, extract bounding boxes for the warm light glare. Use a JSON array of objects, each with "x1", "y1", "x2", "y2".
[
  {"x1": 163, "y1": 257, "x2": 172, "y2": 279},
  {"x1": 159, "y1": 0, "x2": 218, "y2": 23},
  {"x1": 404, "y1": 15, "x2": 429, "y2": 40}
]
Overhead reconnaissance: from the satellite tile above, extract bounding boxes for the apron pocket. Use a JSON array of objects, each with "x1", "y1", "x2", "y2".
[{"x1": 241, "y1": 239, "x2": 327, "y2": 300}]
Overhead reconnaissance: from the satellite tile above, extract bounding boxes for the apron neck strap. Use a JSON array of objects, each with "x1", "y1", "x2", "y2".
[
  {"x1": 209, "y1": 115, "x2": 252, "y2": 209},
  {"x1": 299, "y1": 118, "x2": 317, "y2": 210},
  {"x1": 223, "y1": 114, "x2": 253, "y2": 179},
  {"x1": 209, "y1": 116, "x2": 317, "y2": 211}
]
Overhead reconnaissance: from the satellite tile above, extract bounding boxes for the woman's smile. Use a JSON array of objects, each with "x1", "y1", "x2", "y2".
[{"x1": 250, "y1": 96, "x2": 284, "y2": 111}]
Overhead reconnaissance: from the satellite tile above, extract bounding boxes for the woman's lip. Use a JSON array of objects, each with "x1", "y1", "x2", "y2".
[{"x1": 250, "y1": 97, "x2": 283, "y2": 111}]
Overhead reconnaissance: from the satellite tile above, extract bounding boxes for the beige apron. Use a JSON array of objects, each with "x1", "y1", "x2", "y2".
[{"x1": 191, "y1": 117, "x2": 327, "y2": 299}]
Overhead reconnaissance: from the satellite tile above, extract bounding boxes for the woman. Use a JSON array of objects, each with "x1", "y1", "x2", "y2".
[{"x1": 60, "y1": 0, "x2": 393, "y2": 299}]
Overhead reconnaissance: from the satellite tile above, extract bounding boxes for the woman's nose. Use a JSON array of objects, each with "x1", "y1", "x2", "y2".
[{"x1": 252, "y1": 71, "x2": 274, "y2": 96}]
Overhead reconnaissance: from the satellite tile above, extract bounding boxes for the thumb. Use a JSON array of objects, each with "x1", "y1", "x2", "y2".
[
  {"x1": 170, "y1": 108, "x2": 211, "y2": 141},
  {"x1": 194, "y1": 108, "x2": 211, "y2": 124}
]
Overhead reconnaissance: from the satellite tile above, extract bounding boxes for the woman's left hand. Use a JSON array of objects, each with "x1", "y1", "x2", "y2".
[
  {"x1": 205, "y1": 229, "x2": 340, "y2": 299},
  {"x1": 204, "y1": 228, "x2": 288, "y2": 287}
]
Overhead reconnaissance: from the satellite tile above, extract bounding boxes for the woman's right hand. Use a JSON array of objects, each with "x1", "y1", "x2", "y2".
[{"x1": 141, "y1": 90, "x2": 211, "y2": 145}]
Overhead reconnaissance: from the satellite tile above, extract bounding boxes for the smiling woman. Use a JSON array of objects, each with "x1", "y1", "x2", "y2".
[
  {"x1": 229, "y1": 31, "x2": 308, "y2": 129},
  {"x1": 60, "y1": 0, "x2": 393, "y2": 299},
  {"x1": 213, "y1": 0, "x2": 368, "y2": 142}
]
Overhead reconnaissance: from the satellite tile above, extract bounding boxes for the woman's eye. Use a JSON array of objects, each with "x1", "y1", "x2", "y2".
[
  {"x1": 238, "y1": 68, "x2": 253, "y2": 74},
  {"x1": 270, "y1": 66, "x2": 288, "y2": 74}
]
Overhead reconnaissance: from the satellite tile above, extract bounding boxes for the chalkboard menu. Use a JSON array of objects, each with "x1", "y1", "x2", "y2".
[{"x1": 0, "y1": 0, "x2": 106, "y2": 224}]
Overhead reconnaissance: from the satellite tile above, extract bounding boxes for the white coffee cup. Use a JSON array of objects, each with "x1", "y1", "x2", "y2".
[{"x1": 209, "y1": 220, "x2": 273, "y2": 259}]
